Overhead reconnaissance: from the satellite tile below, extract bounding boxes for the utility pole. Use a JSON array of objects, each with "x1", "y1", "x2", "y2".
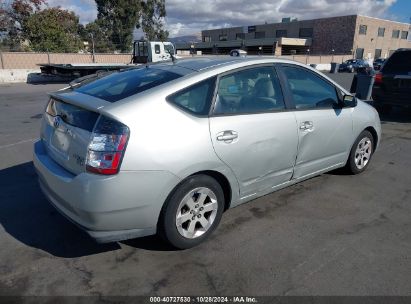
[{"x1": 90, "y1": 33, "x2": 96, "y2": 63}]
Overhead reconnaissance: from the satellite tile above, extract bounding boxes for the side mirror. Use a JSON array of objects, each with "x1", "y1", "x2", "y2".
[{"x1": 342, "y1": 94, "x2": 357, "y2": 108}]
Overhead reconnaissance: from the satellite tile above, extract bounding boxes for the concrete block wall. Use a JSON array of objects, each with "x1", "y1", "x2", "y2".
[{"x1": 0, "y1": 52, "x2": 133, "y2": 69}]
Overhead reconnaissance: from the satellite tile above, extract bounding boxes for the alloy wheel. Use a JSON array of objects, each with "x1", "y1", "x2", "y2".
[
  {"x1": 354, "y1": 137, "x2": 372, "y2": 170},
  {"x1": 175, "y1": 187, "x2": 218, "y2": 239}
]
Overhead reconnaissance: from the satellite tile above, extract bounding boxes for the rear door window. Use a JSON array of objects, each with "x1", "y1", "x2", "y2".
[
  {"x1": 382, "y1": 51, "x2": 411, "y2": 74},
  {"x1": 75, "y1": 67, "x2": 182, "y2": 102},
  {"x1": 213, "y1": 66, "x2": 285, "y2": 115}
]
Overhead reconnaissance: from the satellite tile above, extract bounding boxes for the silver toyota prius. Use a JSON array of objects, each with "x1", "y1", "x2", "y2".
[{"x1": 33, "y1": 57, "x2": 381, "y2": 249}]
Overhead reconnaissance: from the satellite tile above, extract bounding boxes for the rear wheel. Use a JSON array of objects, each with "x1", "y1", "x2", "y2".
[
  {"x1": 346, "y1": 130, "x2": 374, "y2": 174},
  {"x1": 159, "y1": 175, "x2": 224, "y2": 249}
]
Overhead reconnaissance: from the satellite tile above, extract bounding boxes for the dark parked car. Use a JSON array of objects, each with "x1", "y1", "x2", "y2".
[
  {"x1": 373, "y1": 58, "x2": 386, "y2": 70},
  {"x1": 339, "y1": 59, "x2": 370, "y2": 73},
  {"x1": 372, "y1": 49, "x2": 411, "y2": 114}
]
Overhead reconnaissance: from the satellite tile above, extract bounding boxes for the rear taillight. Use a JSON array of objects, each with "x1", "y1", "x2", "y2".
[
  {"x1": 46, "y1": 98, "x2": 57, "y2": 116},
  {"x1": 86, "y1": 115, "x2": 129, "y2": 175},
  {"x1": 375, "y1": 72, "x2": 383, "y2": 86}
]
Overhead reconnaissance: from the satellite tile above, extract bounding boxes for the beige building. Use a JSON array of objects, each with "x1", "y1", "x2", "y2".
[{"x1": 178, "y1": 15, "x2": 411, "y2": 58}]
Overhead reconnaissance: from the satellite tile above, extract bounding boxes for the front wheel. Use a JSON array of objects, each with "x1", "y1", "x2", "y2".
[
  {"x1": 158, "y1": 175, "x2": 225, "y2": 249},
  {"x1": 346, "y1": 130, "x2": 374, "y2": 174}
]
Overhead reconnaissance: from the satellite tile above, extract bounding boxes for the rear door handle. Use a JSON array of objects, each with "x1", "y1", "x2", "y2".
[{"x1": 216, "y1": 131, "x2": 238, "y2": 142}]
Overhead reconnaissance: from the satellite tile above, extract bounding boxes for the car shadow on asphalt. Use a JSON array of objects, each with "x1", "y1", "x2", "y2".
[
  {"x1": 121, "y1": 236, "x2": 177, "y2": 251},
  {"x1": 0, "y1": 161, "x2": 121, "y2": 258}
]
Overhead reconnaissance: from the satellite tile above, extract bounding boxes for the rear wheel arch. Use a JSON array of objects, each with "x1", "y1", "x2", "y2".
[
  {"x1": 157, "y1": 170, "x2": 232, "y2": 226},
  {"x1": 194, "y1": 170, "x2": 232, "y2": 211},
  {"x1": 157, "y1": 172, "x2": 229, "y2": 249}
]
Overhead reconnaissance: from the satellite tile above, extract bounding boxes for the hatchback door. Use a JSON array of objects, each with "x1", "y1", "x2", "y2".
[
  {"x1": 278, "y1": 64, "x2": 353, "y2": 179},
  {"x1": 41, "y1": 94, "x2": 104, "y2": 175},
  {"x1": 379, "y1": 50, "x2": 411, "y2": 103},
  {"x1": 209, "y1": 65, "x2": 298, "y2": 198}
]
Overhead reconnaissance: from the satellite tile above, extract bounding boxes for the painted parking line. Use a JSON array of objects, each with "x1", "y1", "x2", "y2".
[{"x1": 0, "y1": 138, "x2": 38, "y2": 149}]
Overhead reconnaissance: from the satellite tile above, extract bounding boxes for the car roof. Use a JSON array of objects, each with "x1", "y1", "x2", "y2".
[
  {"x1": 152, "y1": 57, "x2": 244, "y2": 72},
  {"x1": 100, "y1": 55, "x2": 350, "y2": 110},
  {"x1": 153, "y1": 56, "x2": 299, "y2": 73}
]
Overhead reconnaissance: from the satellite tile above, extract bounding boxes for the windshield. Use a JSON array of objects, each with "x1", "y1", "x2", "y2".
[{"x1": 75, "y1": 67, "x2": 182, "y2": 102}]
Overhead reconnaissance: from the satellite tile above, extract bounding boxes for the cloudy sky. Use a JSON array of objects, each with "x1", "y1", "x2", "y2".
[{"x1": 47, "y1": 0, "x2": 410, "y2": 37}]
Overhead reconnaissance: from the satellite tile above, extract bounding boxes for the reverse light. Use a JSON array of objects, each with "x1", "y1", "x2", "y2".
[{"x1": 86, "y1": 116, "x2": 129, "y2": 175}]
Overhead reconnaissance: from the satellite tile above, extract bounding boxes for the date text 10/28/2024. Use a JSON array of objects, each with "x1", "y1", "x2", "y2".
[{"x1": 149, "y1": 297, "x2": 258, "y2": 303}]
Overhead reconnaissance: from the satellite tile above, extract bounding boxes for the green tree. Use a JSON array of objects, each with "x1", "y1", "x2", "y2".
[
  {"x1": 95, "y1": 0, "x2": 141, "y2": 53},
  {"x1": 0, "y1": 0, "x2": 46, "y2": 50},
  {"x1": 94, "y1": 0, "x2": 169, "y2": 53},
  {"x1": 23, "y1": 7, "x2": 83, "y2": 52},
  {"x1": 139, "y1": 0, "x2": 168, "y2": 41},
  {"x1": 81, "y1": 20, "x2": 116, "y2": 53}
]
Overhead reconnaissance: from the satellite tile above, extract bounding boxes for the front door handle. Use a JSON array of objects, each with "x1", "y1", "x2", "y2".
[
  {"x1": 299, "y1": 121, "x2": 314, "y2": 131},
  {"x1": 216, "y1": 131, "x2": 238, "y2": 142}
]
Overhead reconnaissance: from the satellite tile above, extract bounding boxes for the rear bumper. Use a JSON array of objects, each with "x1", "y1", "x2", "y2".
[
  {"x1": 33, "y1": 140, "x2": 181, "y2": 243},
  {"x1": 372, "y1": 87, "x2": 411, "y2": 107}
]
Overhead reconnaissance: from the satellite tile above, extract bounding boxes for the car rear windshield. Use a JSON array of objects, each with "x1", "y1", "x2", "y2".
[
  {"x1": 382, "y1": 51, "x2": 411, "y2": 74},
  {"x1": 74, "y1": 67, "x2": 182, "y2": 102}
]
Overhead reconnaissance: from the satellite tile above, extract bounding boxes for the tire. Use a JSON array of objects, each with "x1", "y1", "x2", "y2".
[
  {"x1": 158, "y1": 175, "x2": 225, "y2": 249},
  {"x1": 346, "y1": 130, "x2": 374, "y2": 174}
]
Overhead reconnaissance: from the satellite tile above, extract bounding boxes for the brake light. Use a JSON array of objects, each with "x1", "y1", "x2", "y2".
[
  {"x1": 86, "y1": 116, "x2": 129, "y2": 175},
  {"x1": 375, "y1": 73, "x2": 383, "y2": 86}
]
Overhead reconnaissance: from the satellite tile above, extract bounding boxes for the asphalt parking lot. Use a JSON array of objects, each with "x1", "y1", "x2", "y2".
[{"x1": 1, "y1": 73, "x2": 411, "y2": 296}]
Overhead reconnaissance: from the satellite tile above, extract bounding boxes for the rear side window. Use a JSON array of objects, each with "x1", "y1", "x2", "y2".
[
  {"x1": 75, "y1": 67, "x2": 182, "y2": 102},
  {"x1": 382, "y1": 51, "x2": 411, "y2": 74},
  {"x1": 167, "y1": 77, "x2": 216, "y2": 116}
]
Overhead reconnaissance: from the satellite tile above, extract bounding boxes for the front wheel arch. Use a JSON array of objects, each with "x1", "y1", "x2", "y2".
[
  {"x1": 345, "y1": 129, "x2": 375, "y2": 174},
  {"x1": 364, "y1": 126, "x2": 378, "y2": 151}
]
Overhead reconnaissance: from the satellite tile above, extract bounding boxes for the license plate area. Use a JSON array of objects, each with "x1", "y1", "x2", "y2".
[{"x1": 50, "y1": 121, "x2": 72, "y2": 160}]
